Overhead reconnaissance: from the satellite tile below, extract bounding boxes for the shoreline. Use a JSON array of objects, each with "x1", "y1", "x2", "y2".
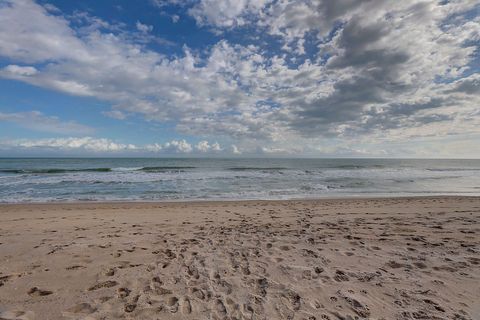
[
  {"x1": 1, "y1": 196, "x2": 479, "y2": 319},
  {"x1": 1, "y1": 194, "x2": 480, "y2": 207}
]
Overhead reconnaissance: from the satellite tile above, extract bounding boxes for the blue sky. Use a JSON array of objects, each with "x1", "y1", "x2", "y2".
[{"x1": 0, "y1": 0, "x2": 479, "y2": 157}]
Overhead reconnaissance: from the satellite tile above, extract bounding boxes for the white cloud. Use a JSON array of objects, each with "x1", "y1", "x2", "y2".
[
  {"x1": 4, "y1": 137, "x2": 136, "y2": 152},
  {"x1": 102, "y1": 110, "x2": 127, "y2": 120},
  {"x1": 0, "y1": 137, "x2": 233, "y2": 155},
  {"x1": 259, "y1": 146, "x2": 295, "y2": 155},
  {"x1": 0, "y1": 111, "x2": 94, "y2": 135},
  {"x1": 145, "y1": 139, "x2": 224, "y2": 154},
  {"x1": 162, "y1": 139, "x2": 193, "y2": 153},
  {"x1": 230, "y1": 144, "x2": 241, "y2": 154},
  {"x1": 1, "y1": 135, "x2": 479, "y2": 158},
  {"x1": 188, "y1": 0, "x2": 272, "y2": 28},
  {"x1": 0, "y1": 0, "x2": 88, "y2": 63},
  {"x1": 150, "y1": 0, "x2": 189, "y2": 8},
  {"x1": 42, "y1": 3, "x2": 60, "y2": 13},
  {"x1": 136, "y1": 21, "x2": 153, "y2": 33},
  {"x1": 195, "y1": 140, "x2": 221, "y2": 153},
  {"x1": 3, "y1": 64, "x2": 38, "y2": 76}
]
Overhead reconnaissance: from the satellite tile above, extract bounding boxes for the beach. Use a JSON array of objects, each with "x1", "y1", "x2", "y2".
[{"x1": 0, "y1": 197, "x2": 479, "y2": 320}]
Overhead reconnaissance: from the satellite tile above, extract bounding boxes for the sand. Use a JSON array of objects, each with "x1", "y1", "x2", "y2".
[{"x1": 0, "y1": 196, "x2": 479, "y2": 320}]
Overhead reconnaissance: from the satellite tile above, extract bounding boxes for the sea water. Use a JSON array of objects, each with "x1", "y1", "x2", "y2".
[{"x1": 0, "y1": 158, "x2": 479, "y2": 202}]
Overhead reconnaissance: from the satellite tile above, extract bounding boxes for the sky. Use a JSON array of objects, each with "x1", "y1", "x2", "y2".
[{"x1": 0, "y1": 0, "x2": 479, "y2": 157}]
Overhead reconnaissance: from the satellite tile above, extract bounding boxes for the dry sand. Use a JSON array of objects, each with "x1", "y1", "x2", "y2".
[{"x1": 0, "y1": 197, "x2": 479, "y2": 320}]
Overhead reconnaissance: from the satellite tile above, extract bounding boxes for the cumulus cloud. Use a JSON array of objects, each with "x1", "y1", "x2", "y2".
[
  {"x1": 195, "y1": 140, "x2": 221, "y2": 153},
  {"x1": 188, "y1": 0, "x2": 272, "y2": 28},
  {"x1": 162, "y1": 139, "x2": 193, "y2": 153},
  {"x1": 0, "y1": 137, "x2": 235, "y2": 155},
  {"x1": 145, "y1": 140, "x2": 235, "y2": 154},
  {"x1": 0, "y1": 111, "x2": 94, "y2": 135},
  {"x1": 2, "y1": 137, "x2": 136, "y2": 152},
  {"x1": 0, "y1": 0, "x2": 479, "y2": 156}
]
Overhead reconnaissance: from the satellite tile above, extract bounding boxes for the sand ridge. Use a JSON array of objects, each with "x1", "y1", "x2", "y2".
[{"x1": 0, "y1": 197, "x2": 479, "y2": 319}]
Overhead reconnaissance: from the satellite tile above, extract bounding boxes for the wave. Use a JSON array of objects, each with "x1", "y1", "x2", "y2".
[
  {"x1": 0, "y1": 168, "x2": 112, "y2": 174},
  {"x1": 426, "y1": 168, "x2": 480, "y2": 172},
  {"x1": 332, "y1": 164, "x2": 386, "y2": 170},
  {"x1": 111, "y1": 167, "x2": 143, "y2": 172},
  {"x1": 227, "y1": 167, "x2": 289, "y2": 171},
  {"x1": 139, "y1": 166, "x2": 196, "y2": 172},
  {"x1": 0, "y1": 166, "x2": 198, "y2": 174}
]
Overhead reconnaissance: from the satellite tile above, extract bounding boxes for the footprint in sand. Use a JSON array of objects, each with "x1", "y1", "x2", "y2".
[
  {"x1": 124, "y1": 294, "x2": 140, "y2": 313},
  {"x1": 0, "y1": 275, "x2": 12, "y2": 287},
  {"x1": 282, "y1": 289, "x2": 301, "y2": 311},
  {"x1": 189, "y1": 287, "x2": 205, "y2": 300},
  {"x1": 63, "y1": 303, "x2": 96, "y2": 318},
  {"x1": 65, "y1": 265, "x2": 86, "y2": 270},
  {"x1": 88, "y1": 280, "x2": 118, "y2": 291},
  {"x1": 27, "y1": 287, "x2": 53, "y2": 296},
  {"x1": 0, "y1": 310, "x2": 35, "y2": 320},
  {"x1": 275, "y1": 302, "x2": 294, "y2": 319},
  {"x1": 180, "y1": 297, "x2": 192, "y2": 314},
  {"x1": 117, "y1": 287, "x2": 131, "y2": 298},
  {"x1": 167, "y1": 296, "x2": 179, "y2": 313},
  {"x1": 214, "y1": 299, "x2": 227, "y2": 316},
  {"x1": 104, "y1": 267, "x2": 115, "y2": 276},
  {"x1": 124, "y1": 303, "x2": 136, "y2": 313},
  {"x1": 334, "y1": 270, "x2": 350, "y2": 282}
]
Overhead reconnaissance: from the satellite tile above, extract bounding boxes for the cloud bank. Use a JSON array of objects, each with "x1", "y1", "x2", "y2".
[{"x1": 0, "y1": 137, "x2": 232, "y2": 155}]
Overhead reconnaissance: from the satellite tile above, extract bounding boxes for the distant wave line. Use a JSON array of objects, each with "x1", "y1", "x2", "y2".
[
  {"x1": 227, "y1": 167, "x2": 289, "y2": 171},
  {"x1": 0, "y1": 166, "x2": 198, "y2": 174},
  {"x1": 0, "y1": 168, "x2": 112, "y2": 174}
]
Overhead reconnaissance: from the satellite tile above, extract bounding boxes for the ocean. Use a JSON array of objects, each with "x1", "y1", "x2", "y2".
[{"x1": 0, "y1": 158, "x2": 479, "y2": 202}]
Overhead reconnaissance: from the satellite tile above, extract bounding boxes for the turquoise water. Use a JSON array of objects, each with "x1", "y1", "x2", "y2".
[{"x1": 0, "y1": 158, "x2": 479, "y2": 202}]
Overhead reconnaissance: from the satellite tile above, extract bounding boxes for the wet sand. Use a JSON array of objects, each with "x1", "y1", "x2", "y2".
[{"x1": 0, "y1": 197, "x2": 479, "y2": 319}]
